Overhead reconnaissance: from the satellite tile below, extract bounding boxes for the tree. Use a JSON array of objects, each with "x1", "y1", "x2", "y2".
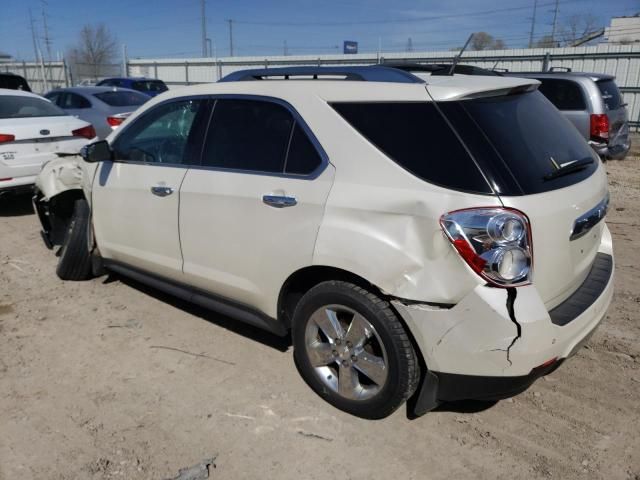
[
  {"x1": 534, "y1": 35, "x2": 558, "y2": 48},
  {"x1": 67, "y1": 24, "x2": 118, "y2": 81},
  {"x1": 470, "y1": 32, "x2": 508, "y2": 51},
  {"x1": 559, "y1": 14, "x2": 599, "y2": 46}
]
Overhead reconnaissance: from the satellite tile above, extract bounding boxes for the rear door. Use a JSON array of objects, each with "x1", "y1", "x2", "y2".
[
  {"x1": 92, "y1": 98, "x2": 209, "y2": 279},
  {"x1": 179, "y1": 97, "x2": 335, "y2": 317}
]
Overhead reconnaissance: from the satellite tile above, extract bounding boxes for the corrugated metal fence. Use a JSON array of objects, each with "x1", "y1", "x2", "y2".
[
  {"x1": 1, "y1": 61, "x2": 69, "y2": 93},
  {"x1": 128, "y1": 44, "x2": 640, "y2": 130}
]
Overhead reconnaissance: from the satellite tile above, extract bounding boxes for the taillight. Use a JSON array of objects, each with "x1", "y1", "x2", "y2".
[
  {"x1": 107, "y1": 116, "x2": 125, "y2": 127},
  {"x1": 0, "y1": 134, "x2": 15, "y2": 143},
  {"x1": 590, "y1": 114, "x2": 609, "y2": 142},
  {"x1": 440, "y1": 208, "x2": 533, "y2": 287},
  {"x1": 72, "y1": 125, "x2": 96, "y2": 139}
]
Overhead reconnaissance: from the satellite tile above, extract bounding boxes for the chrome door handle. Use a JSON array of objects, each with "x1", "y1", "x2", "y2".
[
  {"x1": 262, "y1": 194, "x2": 297, "y2": 208},
  {"x1": 150, "y1": 186, "x2": 174, "y2": 197}
]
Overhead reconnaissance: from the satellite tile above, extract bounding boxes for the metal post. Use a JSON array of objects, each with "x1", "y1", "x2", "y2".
[
  {"x1": 122, "y1": 44, "x2": 128, "y2": 77},
  {"x1": 201, "y1": 0, "x2": 207, "y2": 57},
  {"x1": 542, "y1": 52, "x2": 551, "y2": 71},
  {"x1": 185, "y1": 62, "x2": 189, "y2": 85},
  {"x1": 154, "y1": 62, "x2": 158, "y2": 79}
]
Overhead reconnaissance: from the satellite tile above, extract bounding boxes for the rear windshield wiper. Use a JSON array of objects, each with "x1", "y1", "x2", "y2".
[{"x1": 543, "y1": 158, "x2": 594, "y2": 181}]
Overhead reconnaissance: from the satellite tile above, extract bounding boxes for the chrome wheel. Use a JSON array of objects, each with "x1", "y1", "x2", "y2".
[{"x1": 304, "y1": 304, "x2": 388, "y2": 401}]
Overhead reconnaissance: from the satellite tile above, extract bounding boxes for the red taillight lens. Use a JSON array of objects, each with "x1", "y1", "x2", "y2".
[
  {"x1": 440, "y1": 208, "x2": 533, "y2": 287},
  {"x1": 590, "y1": 114, "x2": 609, "y2": 142},
  {"x1": 107, "y1": 116, "x2": 125, "y2": 127},
  {"x1": 0, "y1": 134, "x2": 15, "y2": 143},
  {"x1": 72, "y1": 125, "x2": 96, "y2": 139}
]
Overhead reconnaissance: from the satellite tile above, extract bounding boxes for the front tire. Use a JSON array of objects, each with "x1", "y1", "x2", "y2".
[
  {"x1": 292, "y1": 281, "x2": 420, "y2": 419},
  {"x1": 56, "y1": 199, "x2": 93, "y2": 281}
]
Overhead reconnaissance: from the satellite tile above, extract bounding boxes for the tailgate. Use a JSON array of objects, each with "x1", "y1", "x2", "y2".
[{"x1": 500, "y1": 166, "x2": 609, "y2": 308}]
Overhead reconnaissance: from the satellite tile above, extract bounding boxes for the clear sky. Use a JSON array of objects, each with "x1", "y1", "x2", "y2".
[{"x1": 1, "y1": 0, "x2": 638, "y2": 61}]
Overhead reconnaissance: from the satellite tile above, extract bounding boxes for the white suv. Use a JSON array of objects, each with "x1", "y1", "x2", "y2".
[{"x1": 34, "y1": 66, "x2": 614, "y2": 419}]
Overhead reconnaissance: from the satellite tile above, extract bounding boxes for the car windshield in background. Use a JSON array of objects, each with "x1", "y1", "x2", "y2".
[
  {"x1": 438, "y1": 90, "x2": 597, "y2": 195},
  {"x1": 0, "y1": 95, "x2": 66, "y2": 119},
  {"x1": 93, "y1": 91, "x2": 148, "y2": 107},
  {"x1": 596, "y1": 80, "x2": 622, "y2": 111},
  {"x1": 133, "y1": 80, "x2": 168, "y2": 93}
]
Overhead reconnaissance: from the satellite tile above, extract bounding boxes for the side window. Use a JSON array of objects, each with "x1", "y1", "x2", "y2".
[
  {"x1": 44, "y1": 92, "x2": 60, "y2": 105},
  {"x1": 64, "y1": 93, "x2": 91, "y2": 109},
  {"x1": 202, "y1": 99, "x2": 294, "y2": 173},
  {"x1": 596, "y1": 80, "x2": 622, "y2": 111},
  {"x1": 537, "y1": 79, "x2": 586, "y2": 111},
  {"x1": 112, "y1": 99, "x2": 203, "y2": 165},
  {"x1": 285, "y1": 124, "x2": 322, "y2": 175}
]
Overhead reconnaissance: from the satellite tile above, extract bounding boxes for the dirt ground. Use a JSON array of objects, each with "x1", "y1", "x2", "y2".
[{"x1": 1, "y1": 148, "x2": 639, "y2": 480}]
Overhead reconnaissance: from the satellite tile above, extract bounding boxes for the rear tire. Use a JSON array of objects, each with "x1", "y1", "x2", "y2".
[
  {"x1": 56, "y1": 199, "x2": 93, "y2": 281},
  {"x1": 292, "y1": 281, "x2": 420, "y2": 419}
]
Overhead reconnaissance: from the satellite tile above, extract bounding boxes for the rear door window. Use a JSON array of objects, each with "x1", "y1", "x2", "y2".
[
  {"x1": 202, "y1": 99, "x2": 294, "y2": 173},
  {"x1": 61, "y1": 92, "x2": 91, "y2": 109},
  {"x1": 284, "y1": 123, "x2": 323, "y2": 175},
  {"x1": 596, "y1": 80, "x2": 622, "y2": 111},
  {"x1": 537, "y1": 79, "x2": 586, "y2": 110},
  {"x1": 331, "y1": 102, "x2": 491, "y2": 194},
  {"x1": 94, "y1": 91, "x2": 148, "y2": 107}
]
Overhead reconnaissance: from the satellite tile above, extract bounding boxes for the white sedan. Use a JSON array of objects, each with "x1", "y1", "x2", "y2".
[{"x1": 0, "y1": 88, "x2": 95, "y2": 197}]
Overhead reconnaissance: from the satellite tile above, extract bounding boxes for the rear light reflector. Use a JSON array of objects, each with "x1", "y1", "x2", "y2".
[
  {"x1": 0, "y1": 134, "x2": 15, "y2": 143},
  {"x1": 590, "y1": 114, "x2": 609, "y2": 142},
  {"x1": 107, "y1": 116, "x2": 125, "y2": 127},
  {"x1": 72, "y1": 125, "x2": 96, "y2": 139},
  {"x1": 0, "y1": 178, "x2": 13, "y2": 182},
  {"x1": 440, "y1": 208, "x2": 533, "y2": 287}
]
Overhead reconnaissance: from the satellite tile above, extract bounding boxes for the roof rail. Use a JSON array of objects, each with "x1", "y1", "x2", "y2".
[
  {"x1": 549, "y1": 66, "x2": 572, "y2": 72},
  {"x1": 219, "y1": 66, "x2": 425, "y2": 84}
]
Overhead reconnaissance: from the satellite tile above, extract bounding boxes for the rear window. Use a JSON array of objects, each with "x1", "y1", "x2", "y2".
[
  {"x1": 439, "y1": 91, "x2": 597, "y2": 195},
  {"x1": 537, "y1": 79, "x2": 586, "y2": 110},
  {"x1": 0, "y1": 95, "x2": 66, "y2": 119},
  {"x1": 596, "y1": 80, "x2": 622, "y2": 111},
  {"x1": 133, "y1": 80, "x2": 168, "y2": 93},
  {"x1": 331, "y1": 102, "x2": 491, "y2": 194},
  {"x1": 93, "y1": 91, "x2": 148, "y2": 107}
]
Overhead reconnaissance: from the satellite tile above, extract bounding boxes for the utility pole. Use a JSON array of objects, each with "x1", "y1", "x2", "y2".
[
  {"x1": 28, "y1": 9, "x2": 39, "y2": 63},
  {"x1": 528, "y1": 0, "x2": 538, "y2": 48},
  {"x1": 283, "y1": 40, "x2": 288, "y2": 56},
  {"x1": 406, "y1": 37, "x2": 413, "y2": 52},
  {"x1": 550, "y1": 0, "x2": 560, "y2": 46},
  {"x1": 227, "y1": 19, "x2": 234, "y2": 56},
  {"x1": 41, "y1": 0, "x2": 52, "y2": 61},
  {"x1": 201, "y1": 0, "x2": 207, "y2": 57},
  {"x1": 122, "y1": 44, "x2": 128, "y2": 77}
]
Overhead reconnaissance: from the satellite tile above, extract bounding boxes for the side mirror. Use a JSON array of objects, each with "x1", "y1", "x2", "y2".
[{"x1": 81, "y1": 140, "x2": 112, "y2": 163}]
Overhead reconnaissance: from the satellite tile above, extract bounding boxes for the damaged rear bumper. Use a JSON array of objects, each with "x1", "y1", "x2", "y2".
[{"x1": 393, "y1": 242, "x2": 614, "y2": 415}]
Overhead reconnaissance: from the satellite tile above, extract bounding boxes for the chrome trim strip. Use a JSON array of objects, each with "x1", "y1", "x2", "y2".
[{"x1": 570, "y1": 193, "x2": 609, "y2": 241}]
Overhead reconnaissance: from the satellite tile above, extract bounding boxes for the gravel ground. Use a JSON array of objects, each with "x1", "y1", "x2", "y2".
[{"x1": 1, "y1": 150, "x2": 639, "y2": 479}]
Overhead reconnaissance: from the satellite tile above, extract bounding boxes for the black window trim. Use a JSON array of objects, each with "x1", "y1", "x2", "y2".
[{"x1": 108, "y1": 94, "x2": 329, "y2": 180}]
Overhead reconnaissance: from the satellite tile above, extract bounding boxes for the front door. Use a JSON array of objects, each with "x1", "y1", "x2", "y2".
[{"x1": 92, "y1": 98, "x2": 209, "y2": 280}]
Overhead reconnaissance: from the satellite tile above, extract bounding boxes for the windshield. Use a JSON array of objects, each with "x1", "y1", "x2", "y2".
[
  {"x1": 132, "y1": 80, "x2": 168, "y2": 93},
  {"x1": 93, "y1": 91, "x2": 148, "y2": 107},
  {"x1": 438, "y1": 90, "x2": 598, "y2": 195},
  {"x1": 0, "y1": 95, "x2": 66, "y2": 119}
]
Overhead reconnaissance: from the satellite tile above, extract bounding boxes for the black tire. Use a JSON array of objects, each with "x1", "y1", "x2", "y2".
[
  {"x1": 56, "y1": 199, "x2": 93, "y2": 281},
  {"x1": 292, "y1": 281, "x2": 420, "y2": 419}
]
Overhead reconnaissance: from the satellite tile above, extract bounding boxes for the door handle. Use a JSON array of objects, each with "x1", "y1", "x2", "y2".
[
  {"x1": 150, "y1": 186, "x2": 174, "y2": 197},
  {"x1": 262, "y1": 194, "x2": 297, "y2": 208}
]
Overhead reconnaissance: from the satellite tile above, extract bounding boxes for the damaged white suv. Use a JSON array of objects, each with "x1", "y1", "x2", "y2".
[{"x1": 34, "y1": 66, "x2": 614, "y2": 419}]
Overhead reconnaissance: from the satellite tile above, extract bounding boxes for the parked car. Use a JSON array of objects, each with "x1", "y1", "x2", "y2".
[
  {"x1": 0, "y1": 88, "x2": 95, "y2": 197},
  {"x1": 96, "y1": 77, "x2": 168, "y2": 97},
  {"x1": 0, "y1": 72, "x2": 31, "y2": 92},
  {"x1": 504, "y1": 69, "x2": 630, "y2": 160},
  {"x1": 33, "y1": 66, "x2": 614, "y2": 419},
  {"x1": 44, "y1": 87, "x2": 149, "y2": 139}
]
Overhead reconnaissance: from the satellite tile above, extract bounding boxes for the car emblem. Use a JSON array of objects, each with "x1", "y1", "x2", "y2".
[{"x1": 40, "y1": 129, "x2": 50, "y2": 136}]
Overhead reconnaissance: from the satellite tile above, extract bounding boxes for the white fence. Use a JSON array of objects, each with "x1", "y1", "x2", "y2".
[
  {"x1": 1, "y1": 61, "x2": 69, "y2": 93},
  {"x1": 128, "y1": 43, "x2": 640, "y2": 130}
]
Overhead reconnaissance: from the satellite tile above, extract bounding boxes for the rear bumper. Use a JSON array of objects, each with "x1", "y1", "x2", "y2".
[
  {"x1": 394, "y1": 226, "x2": 614, "y2": 413},
  {"x1": 593, "y1": 139, "x2": 631, "y2": 160}
]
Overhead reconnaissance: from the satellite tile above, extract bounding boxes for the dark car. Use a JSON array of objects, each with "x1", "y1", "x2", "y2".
[
  {"x1": 96, "y1": 77, "x2": 168, "y2": 97},
  {"x1": 0, "y1": 73, "x2": 31, "y2": 92}
]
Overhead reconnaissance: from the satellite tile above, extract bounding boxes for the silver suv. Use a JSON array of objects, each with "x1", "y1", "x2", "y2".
[{"x1": 506, "y1": 69, "x2": 630, "y2": 160}]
